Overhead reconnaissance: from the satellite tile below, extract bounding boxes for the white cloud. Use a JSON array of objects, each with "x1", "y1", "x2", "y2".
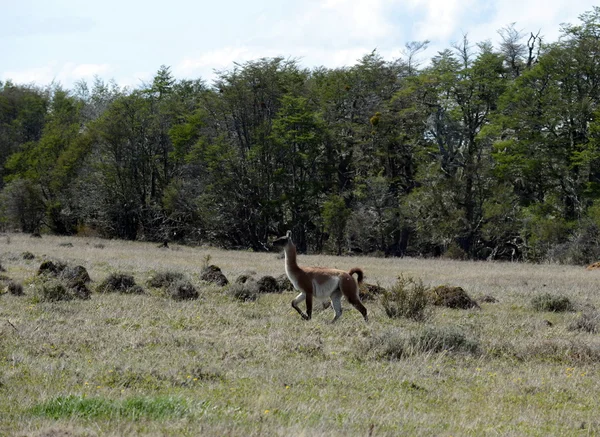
[
  {"x1": 2, "y1": 62, "x2": 112, "y2": 87},
  {"x1": 407, "y1": 0, "x2": 477, "y2": 41}
]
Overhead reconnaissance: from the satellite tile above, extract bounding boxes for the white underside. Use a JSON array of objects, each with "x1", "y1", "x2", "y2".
[{"x1": 312, "y1": 276, "x2": 340, "y2": 300}]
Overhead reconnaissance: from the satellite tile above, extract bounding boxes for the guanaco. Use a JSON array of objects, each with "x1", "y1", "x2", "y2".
[{"x1": 272, "y1": 231, "x2": 368, "y2": 322}]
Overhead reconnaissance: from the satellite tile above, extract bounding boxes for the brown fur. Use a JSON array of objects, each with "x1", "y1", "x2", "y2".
[{"x1": 273, "y1": 231, "x2": 368, "y2": 322}]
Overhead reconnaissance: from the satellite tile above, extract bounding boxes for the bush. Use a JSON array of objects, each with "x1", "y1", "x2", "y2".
[
  {"x1": 381, "y1": 275, "x2": 429, "y2": 321},
  {"x1": 97, "y1": 273, "x2": 144, "y2": 294},
  {"x1": 22, "y1": 251, "x2": 35, "y2": 260},
  {"x1": 531, "y1": 293, "x2": 574, "y2": 312}
]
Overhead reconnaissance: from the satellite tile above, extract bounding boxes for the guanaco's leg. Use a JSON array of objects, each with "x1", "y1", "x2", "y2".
[
  {"x1": 305, "y1": 293, "x2": 313, "y2": 320},
  {"x1": 292, "y1": 293, "x2": 309, "y2": 320},
  {"x1": 341, "y1": 276, "x2": 368, "y2": 322},
  {"x1": 330, "y1": 289, "x2": 343, "y2": 322}
]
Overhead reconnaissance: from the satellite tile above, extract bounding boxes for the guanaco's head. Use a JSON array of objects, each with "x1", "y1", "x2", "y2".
[{"x1": 272, "y1": 230, "x2": 293, "y2": 248}]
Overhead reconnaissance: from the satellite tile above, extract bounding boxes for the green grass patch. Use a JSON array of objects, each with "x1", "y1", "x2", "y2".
[{"x1": 30, "y1": 395, "x2": 195, "y2": 420}]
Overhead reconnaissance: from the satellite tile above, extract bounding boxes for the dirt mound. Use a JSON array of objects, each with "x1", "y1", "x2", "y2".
[
  {"x1": 256, "y1": 275, "x2": 280, "y2": 293},
  {"x1": 235, "y1": 273, "x2": 255, "y2": 284},
  {"x1": 478, "y1": 295, "x2": 498, "y2": 304},
  {"x1": 359, "y1": 283, "x2": 387, "y2": 301},
  {"x1": 167, "y1": 280, "x2": 199, "y2": 300},
  {"x1": 427, "y1": 285, "x2": 480, "y2": 309},
  {"x1": 275, "y1": 274, "x2": 294, "y2": 292},
  {"x1": 200, "y1": 265, "x2": 229, "y2": 286},
  {"x1": 97, "y1": 273, "x2": 144, "y2": 294},
  {"x1": 37, "y1": 260, "x2": 68, "y2": 276}
]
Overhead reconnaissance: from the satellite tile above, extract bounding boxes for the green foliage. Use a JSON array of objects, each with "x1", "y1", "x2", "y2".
[
  {"x1": 322, "y1": 194, "x2": 350, "y2": 255},
  {"x1": 1, "y1": 10, "x2": 600, "y2": 261}
]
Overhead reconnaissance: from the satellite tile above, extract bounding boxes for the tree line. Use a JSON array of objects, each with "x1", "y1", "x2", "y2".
[{"x1": 2, "y1": 8, "x2": 600, "y2": 263}]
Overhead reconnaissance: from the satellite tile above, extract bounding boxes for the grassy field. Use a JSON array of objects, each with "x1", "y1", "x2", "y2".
[{"x1": 1, "y1": 233, "x2": 600, "y2": 436}]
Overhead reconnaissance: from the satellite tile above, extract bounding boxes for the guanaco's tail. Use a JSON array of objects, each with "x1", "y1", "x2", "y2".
[{"x1": 349, "y1": 267, "x2": 364, "y2": 284}]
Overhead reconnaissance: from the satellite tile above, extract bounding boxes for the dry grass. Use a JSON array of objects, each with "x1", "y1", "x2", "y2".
[{"x1": 1, "y1": 233, "x2": 600, "y2": 436}]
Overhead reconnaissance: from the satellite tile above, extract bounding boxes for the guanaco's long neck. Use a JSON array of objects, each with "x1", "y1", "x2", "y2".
[{"x1": 284, "y1": 242, "x2": 301, "y2": 274}]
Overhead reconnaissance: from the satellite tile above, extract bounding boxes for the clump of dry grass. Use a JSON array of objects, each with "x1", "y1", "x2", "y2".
[
  {"x1": 228, "y1": 280, "x2": 259, "y2": 301},
  {"x1": 96, "y1": 273, "x2": 144, "y2": 294},
  {"x1": 568, "y1": 310, "x2": 600, "y2": 333},
  {"x1": 364, "y1": 325, "x2": 480, "y2": 360}
]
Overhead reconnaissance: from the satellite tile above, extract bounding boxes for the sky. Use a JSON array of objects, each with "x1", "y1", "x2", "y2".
[{"x1": 1, "y1": 0, "x2": 598, "y2": 89}]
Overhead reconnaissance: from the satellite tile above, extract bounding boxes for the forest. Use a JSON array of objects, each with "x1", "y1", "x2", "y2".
[{"x1": 1, "y1": 8, "x2": 600, "y2": 263}]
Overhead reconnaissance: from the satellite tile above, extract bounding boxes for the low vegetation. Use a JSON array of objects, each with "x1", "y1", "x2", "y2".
[{"x1": 1, "y1": 233, "x2": 600, "y2": 436}]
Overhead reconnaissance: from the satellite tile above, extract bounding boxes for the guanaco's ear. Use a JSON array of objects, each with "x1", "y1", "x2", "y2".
[{"x1": 286, "y1": 230, "x2": 292, "y2": 240}]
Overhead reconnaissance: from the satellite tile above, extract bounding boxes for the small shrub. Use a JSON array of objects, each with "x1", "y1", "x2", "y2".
[
  {"x1": 568, "y1": 311, "x2": 600, "y2": 333},
  {"x1": 531, "y1": 293, "x2": 574, "y2": 312},
  {"x1": 228, "y1": 281, "x2": 259, "y2": 302},
  {"x1": 33, "y1": 278, "x2": 75, "y2": 302},
  {"x1": 97, "y1": 274, "x2": 144, "y2": 294},
  {"x1": 381, "y1": 275, "x2": 429, "y2": 321},
  {"x1": 147, "y1": 271, "x2": 185, "y2": 288},
  {"x1": 200, "y1": 265, "x2": 228, "y2": 286},
  {"x1": 427, "y1": 285, "x2": 480, "y2": 309},
  {"x1": 256, "y1": 275, "x2": 280, "y2": 293},
  {"x1": 167, "y1": 280, "x2": 199, "y2": 301},
  {"x1": 58, "y1": 242, "x2": 73, "y2": 247},
  {"x1": 22, "y1": 251, "x2": 35, "y2": 260},
  {"x1": 0, "y1": 262, "x2": 4, "y2": 272},
  {"x1": 8, "y1": 280, "x2": 24, "y2": 296}
]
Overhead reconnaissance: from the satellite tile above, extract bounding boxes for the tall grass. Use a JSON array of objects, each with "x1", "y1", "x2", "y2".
[{"x1": 1, "y1": 233, "x2": 600, "y2": 436}]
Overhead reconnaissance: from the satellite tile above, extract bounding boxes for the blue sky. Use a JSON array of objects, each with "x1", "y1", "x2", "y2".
[{"x1": 1, "y1": 0, "x2": 598, "y2": 89}]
